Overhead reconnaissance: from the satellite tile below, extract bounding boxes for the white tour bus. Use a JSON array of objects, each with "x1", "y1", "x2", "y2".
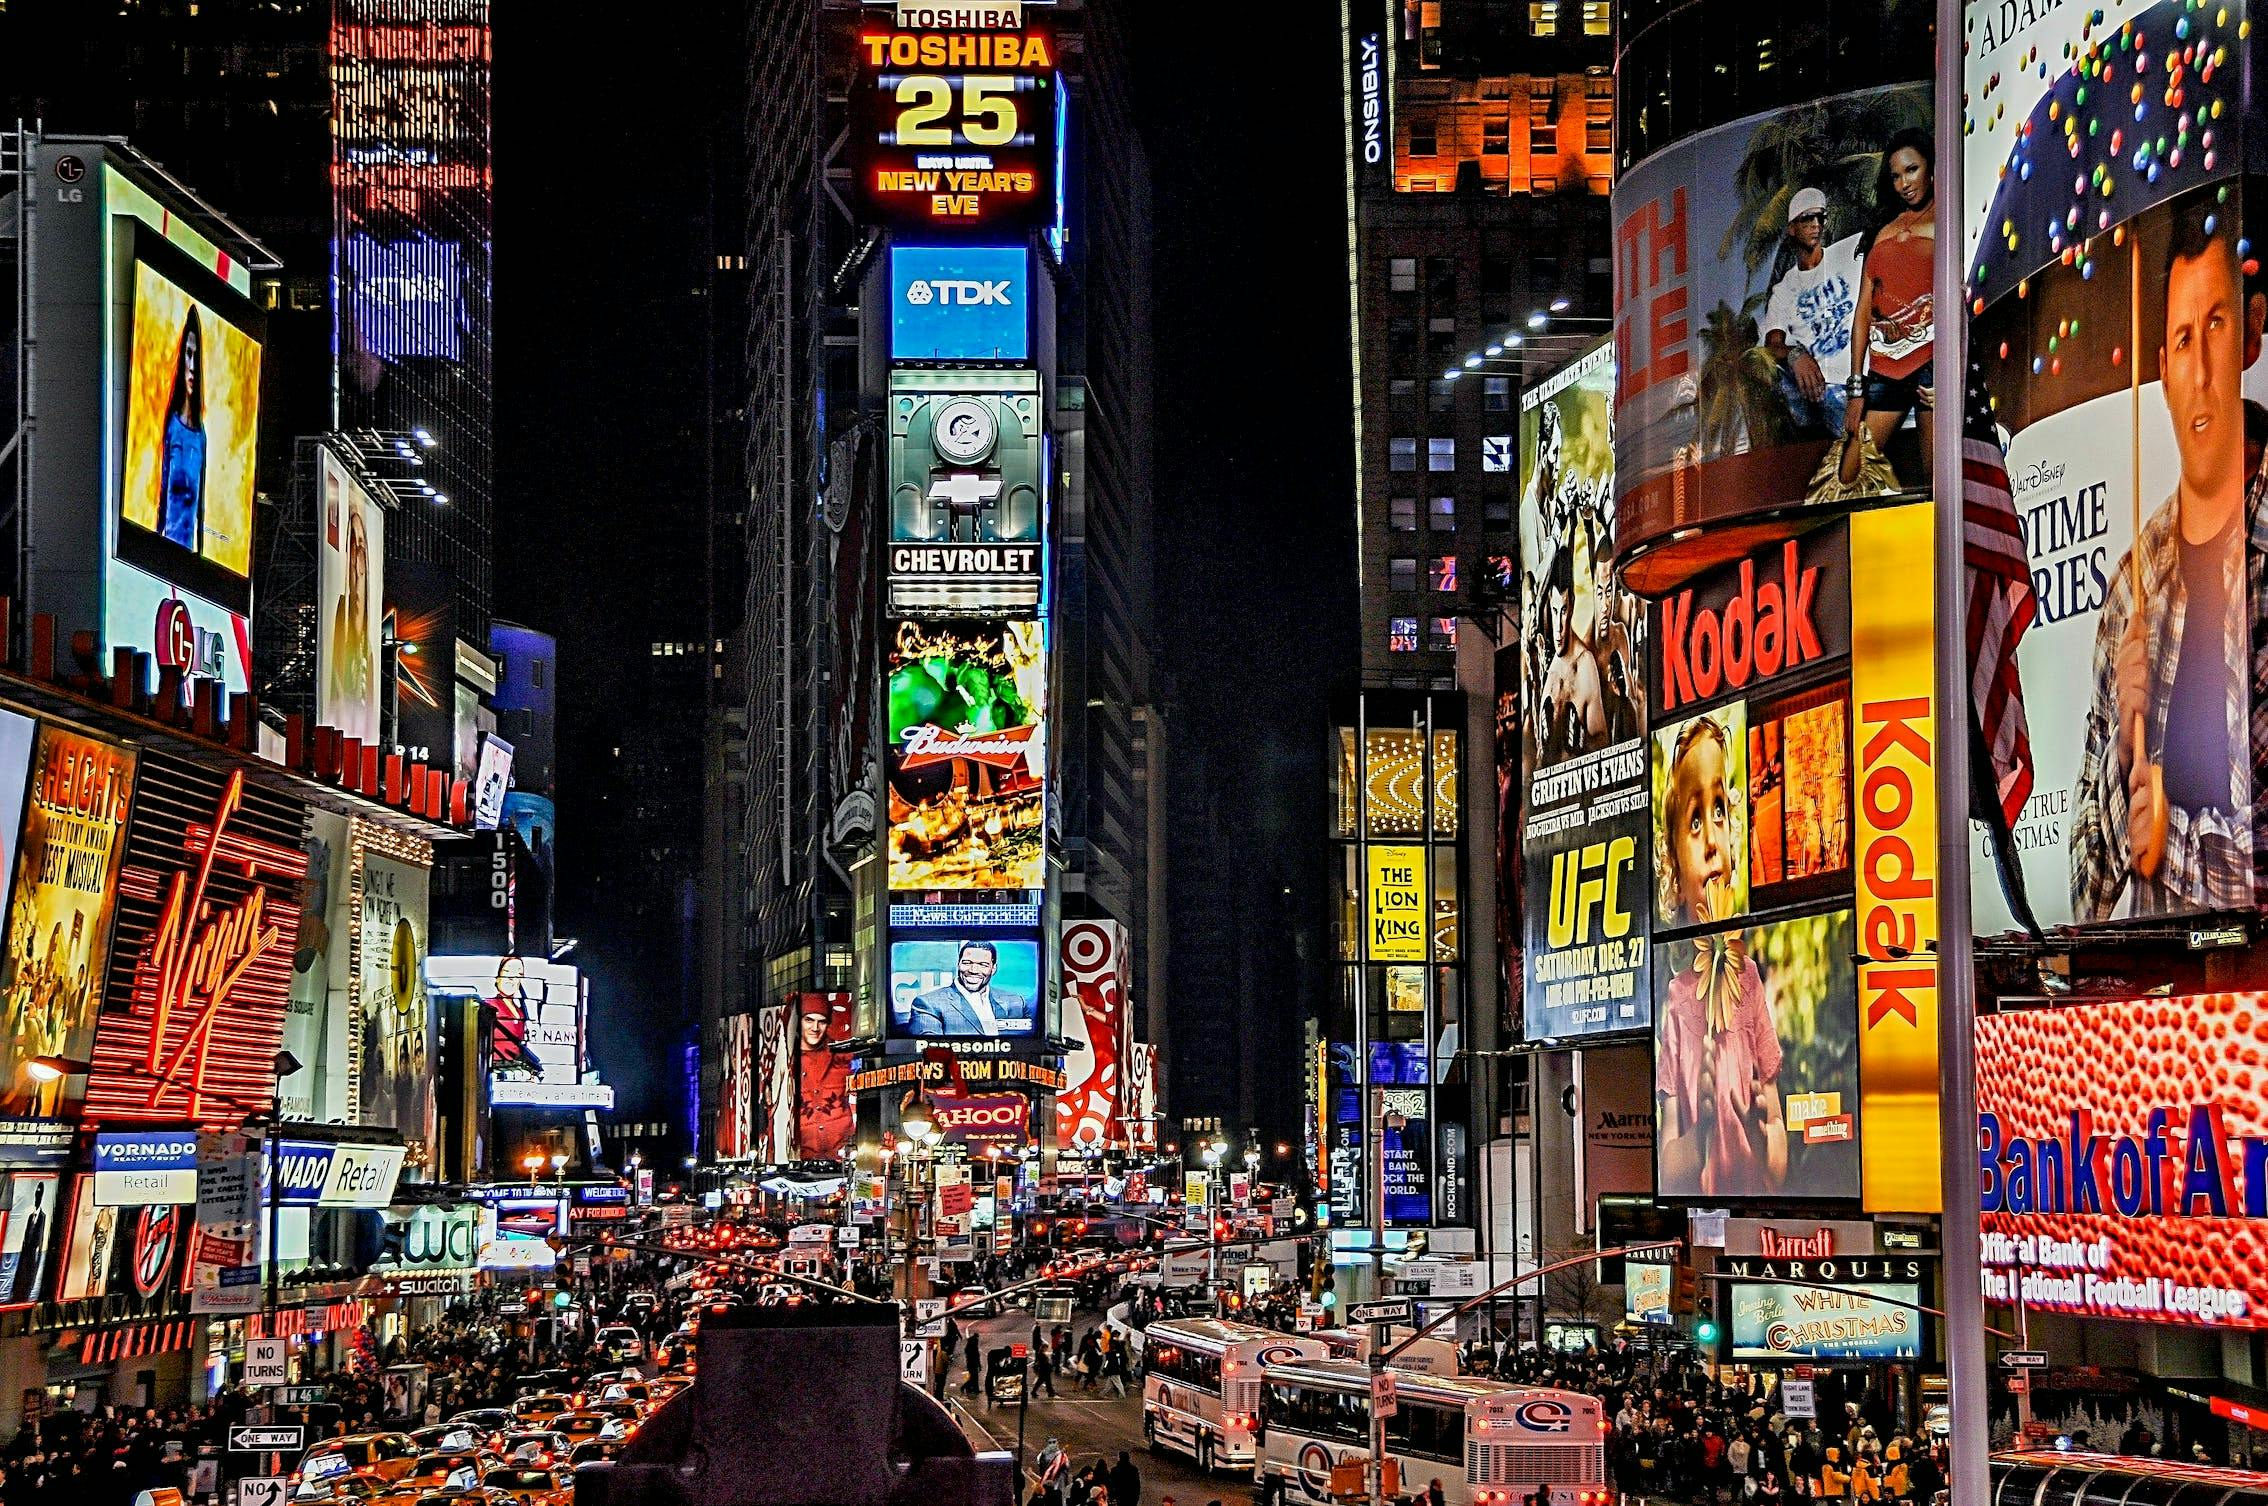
[
  {"x1": 1141, "y1": 1318, "x2": 1330, "y2": 1473},
  {"x1": 1255, "y1": 1358, "x2": 1612, "y2": 1506}
]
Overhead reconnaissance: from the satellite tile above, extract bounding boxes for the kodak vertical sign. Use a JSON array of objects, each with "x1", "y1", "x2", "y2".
[{"x1": 1848, "y1": 505, "x2": 1940, "y2": 1213}]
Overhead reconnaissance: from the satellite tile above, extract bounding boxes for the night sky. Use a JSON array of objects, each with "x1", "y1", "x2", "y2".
[{"x1": 493, "y1": 6, "x2": 1355, "y2": 1114}]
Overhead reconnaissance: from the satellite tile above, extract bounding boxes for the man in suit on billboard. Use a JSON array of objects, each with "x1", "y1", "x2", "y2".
[{"x1": 910, "y1": 941, "x2": 1032, "y2": 1037}]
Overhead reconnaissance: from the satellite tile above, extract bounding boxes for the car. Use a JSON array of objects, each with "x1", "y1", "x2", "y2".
[
  {"x1": 446, "y1": 1410, "x2": 514, "y2": 1436},
  {"x1": 408, "y1": 1489, "x2": 512, "y2": 1506},
  {"x1": 407, "y1": 1426, "x2": 489, "y2": 1457},
  {"x1": 566, "y1": 1441, "x2": 619, "y2": 1469},
  {"x1": 481, "y1": 1469, "x2": 571, "y2": 1506},
  {"x1": 292, "y1": 1470, "x2": 389, "y2": 1503},
  {"x1": 595, "y1": 1325, "x2": 646, "y2": 1362},
  {"x1": 643, "y1": 1376, "x2": 691, "y2": 1405},
  {"x1": 552, "y1": 1411, "x2": 627, "y2": 1446},
  {"x1": 509, "y1": 1394, "x2": 573, "y2": 1428},
  {"x1": 598, "y1": 1380, "x2": 655, "y2": 1410},
  {"x1": 295, "y1": 1435, "x2": 424, "y2": 1489},
  {"x1": 495, "y1": 1432, "x2": 570, "y2": 1469},
  {"x1": 582, "y1": 1400, "x2": 641, "y2": 1431},
  {"x1": 397, "y1": 1455, "x2": 490, "y2": 1493}
]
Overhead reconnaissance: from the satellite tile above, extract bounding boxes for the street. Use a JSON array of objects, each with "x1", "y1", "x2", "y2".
[{"x1": 941, "y1": 1312, "x2": 1251, "y2": 1506}]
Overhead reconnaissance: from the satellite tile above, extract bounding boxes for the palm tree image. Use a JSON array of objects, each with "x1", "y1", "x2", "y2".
[{"x1": 1682, "y1": 296, "x2": 1784, "y2": 459}]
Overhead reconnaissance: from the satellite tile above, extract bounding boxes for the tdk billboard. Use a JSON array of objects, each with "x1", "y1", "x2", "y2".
[{"x1": 891, "y1": 246, "x2": 1030, "y2": 362}]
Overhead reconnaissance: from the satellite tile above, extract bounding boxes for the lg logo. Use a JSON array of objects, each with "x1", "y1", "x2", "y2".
[{"x1": 906, "y1": 278, "x2": 1014, "y2": 307}]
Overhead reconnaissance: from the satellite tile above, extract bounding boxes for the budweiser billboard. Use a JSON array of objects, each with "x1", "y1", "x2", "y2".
[{"x1": 885, "y1": 619, "x2": 1047, "y2": 892}]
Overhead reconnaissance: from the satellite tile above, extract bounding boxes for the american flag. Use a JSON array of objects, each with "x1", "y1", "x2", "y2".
[{"x1": 1963, "y1": 362, "x2": 2036, "y2": 830}]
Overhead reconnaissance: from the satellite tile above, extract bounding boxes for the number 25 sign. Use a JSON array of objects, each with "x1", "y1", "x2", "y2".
[{"x1": 853, "y1": 23, "x2": 1058, "y2": 232}]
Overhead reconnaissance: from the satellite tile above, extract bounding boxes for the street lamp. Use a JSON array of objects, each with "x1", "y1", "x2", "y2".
[{"x1": 901, "y1": 1094, "x2": 935, "y2": 1145}]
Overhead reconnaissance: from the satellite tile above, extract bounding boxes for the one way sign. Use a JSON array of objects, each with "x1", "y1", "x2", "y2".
[{"x1": 228, "y1": 1426, "x2": 304, "y2": 1454}]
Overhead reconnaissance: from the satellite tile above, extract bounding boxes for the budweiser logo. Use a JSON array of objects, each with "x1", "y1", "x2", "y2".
[
  {"x1": 898, "y1": 722, "x2": 1038, "y2": 772},
  {"x1": 1757, "y1": 1226, "x2": 1836, "y2": 1259}
]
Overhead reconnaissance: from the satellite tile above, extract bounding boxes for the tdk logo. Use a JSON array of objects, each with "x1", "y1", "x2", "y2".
[{"x1": 906, "y1": 278, "x2": 1014, "y2": 307}]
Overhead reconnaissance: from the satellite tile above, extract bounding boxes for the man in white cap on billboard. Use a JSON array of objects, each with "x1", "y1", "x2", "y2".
[{"x1": 1763, "y1": 185, "x2": 1866, "y2": 439}]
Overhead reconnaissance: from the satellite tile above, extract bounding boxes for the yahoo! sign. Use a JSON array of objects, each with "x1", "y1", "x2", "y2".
[{"x1": 933, "y1": 1092, "x2": 1030, "y2": 1144}]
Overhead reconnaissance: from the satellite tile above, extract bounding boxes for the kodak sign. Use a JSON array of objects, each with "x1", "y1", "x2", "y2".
[
  {"x1": 1849, "y1": 507, "x2": 1940, "y2": 1214},
  {"x1": 1652, "y1": 530, "x2": 1850, "y2": 716}
]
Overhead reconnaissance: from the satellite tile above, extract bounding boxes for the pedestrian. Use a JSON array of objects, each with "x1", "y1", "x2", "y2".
[
  {"x1": 963, "y1": 1333, "x2": 982, "y2": 1397},
  {"x1": 1033, "y1": 1339, "x2": 1058, "y2": 1400},
  {"x1": 1427, "y1": 1479, "x2": 1447, "y2": 1506},
  {"x1": 1103, "y1": 1343, "x2": 1129, "y2": 1399},
  {"x1": 1108, "y1": 1449, "x2": 1140, "y2": 1506},
  {"x1": 1036, "y1": 1437, "x2": 1069, "y2": 1506}
]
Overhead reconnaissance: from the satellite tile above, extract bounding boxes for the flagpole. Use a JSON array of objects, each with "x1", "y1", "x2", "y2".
[{"x1": 1933, "y1": 3, "x2": 1993, "y2": 1503}]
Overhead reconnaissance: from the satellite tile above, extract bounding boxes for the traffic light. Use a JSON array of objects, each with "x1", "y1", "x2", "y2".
[
  {"x1": 1694, "y1": 1271, "x2": 1720, "y2": 1347},
  {"x1": 553, "y1": 1290, "x2": 574, "y2": 1309},
  {"x1": 1671, "y1": 1264, "x2": 1699, "y2": 1315}
]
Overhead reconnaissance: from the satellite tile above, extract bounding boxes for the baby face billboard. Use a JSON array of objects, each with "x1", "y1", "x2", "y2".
[
  {"x1": 1962, "y1": 0, "x2": 2262, "y2": 930},
  {"x1": 1977, "y1": 994, "x2": 2268, "y2": 1329},
  {"x1": 886, "y1": 620, "x2": 1047, "y2": 892},
  {"x1": 1519, "y1": 345, "x2": 1652, "y2": 1041},
  {"x1": 1613, "y1": 83, "x2": 1934, "y2": 592}
]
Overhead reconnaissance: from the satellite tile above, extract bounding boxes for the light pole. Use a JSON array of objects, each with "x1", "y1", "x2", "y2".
[{"x1": 1201, "y1": 1141, "x2": 1225, "y2": 1284}]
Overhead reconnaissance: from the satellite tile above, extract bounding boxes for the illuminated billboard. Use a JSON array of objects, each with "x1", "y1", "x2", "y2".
[
  {"x1": 889, "y1": 936, "x2": 1042, "y2": 1039},
  {"x1": 891, "y1": 246, "x2": 1031, "y2": 361},
  {"x1": 1518, "y1": 345, "x2": 1650, "y2": 1040},
  {"x1": 1727, "y1": 1280, "x2": 1922, "y2": 1362},
  {"x1": 717, "y1": 1012, "x2": 753, "y2": 1162},
  {"x1": 345, "y1": 232, "x2": 464, "y2": 362},
  {"x1": 850, "y1": 21, "x2": 1059, "y2": 235},
  {"x1": 318, "y1": 445, "x2": 388, "y2": 747},
  {"x1": 886, "y1": 619, "x2": 1047, "y2": 892},
  {"x1": 117, "y1": 230, "x2": 261, "y2": 611},
  {"x1": 427, "y1": 955, "x2": 612, "y2": 1110},
  {"x1": 0, "y1": 726, "x2": 136, "y2": 1120},
  {"x1": 1962, "y1": 0, "x2": 2258, "y2": 932},
  {"x1": 1612, "y1": 83, "x2": 1933, "y2": 593},
  {"x1": 794, "y1": 994, "x2": 855, "y2": 1160},
  {"x1": 85, "y1": 764, "x2": 310, "y2": 1128},
  {"x1": 887, "y1": 371, "x2": 1045, "y2": 615},
  {"x1": 354, "y1": 841, "x2": 434, "y2": 1148},
  {"x1": 1057, "y1": 921, "x2": 1127, "y2": 1150},
  {"x1": 1978, "y1": 995, "x2": 2268, "y2": 1330}
]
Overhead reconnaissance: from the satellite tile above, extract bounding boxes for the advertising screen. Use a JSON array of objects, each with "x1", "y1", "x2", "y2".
[
  {"x1": 472, "y1": 736, "x2": 514, "y2": 831},
  {"x1": 1380, "y1": 1087, "x2": 1432, "y2": 1226},
  {"x1": 753, "y1": 1004, "x2": 796, "y2": 1164},
  {"x1": 318, "y1": 446, "x2": 388, "y2": 748},
  {"x1": 1728, "y1": 1280, "x2": 1922, "y2": 1361},
  {"x1": 0, "y1": 726, "x2": 134, "y2": 1118},
  {"x1": 356, "y1": 850, "x2": 433, "y2": 1149},
  {"x1": 794, "y1": 993, "x2": 855, "y2": 1160},
  {"x1": 428, "y1": 956, "x2": 610, "y2": 1110},
  {"x1": 889, "y1": 936, "x2": 1042, "y2": 1038},
  {"x1": 1518, "y1": 345, "x2": 1651, "y2": 1041},
  {"x1": 117, "y1": 231, "x2": 261, "y2": 612},
  {"x1": 887, "y1": 371, "x2": 1045, "y2": 616},
  {"x1": 0, "y1": 1171, "x2": 58, "y2": 1302},
  {"x1": 886, "y1": 619, "x2": 1046, "y2": 891},
  {"x1": 344, "y1": 232, "x2": 464, "y2": 362},
  {"x1": 1977, "y1": 995, "x2": 2268, "y2": 1329},
  {"x1": 892, "y1": 246, "x2": 1030, "y2": 361},
  {"x1": 385, "y1": 559, "x2": 457, "y2": 770},
  {"x1": 1626, "y1": 1262, "x2": 1674, "y2": 1325},
  {"x1": 850, "y1": 21, "x2": 1059, "y2": 235},
  {"x1": 1962, "y1": 0, "x2": 2258, "y2": 930},
  {"x1": 1612, "y1": 82, "x2": 1934, "y2": 593},
  {"x1": 717, "y1": 1012, "x2": 753, "y2": 1162},
  {"x1": 477, "y1": 1198, "x2": 563, "y2": 1272},
  {"x1": 1654, "y1": 908, "x2": 1860, "y2": 1201},
  {"x1": 1057, "y1": 920, "x2": 1127, "y2": 1150}
]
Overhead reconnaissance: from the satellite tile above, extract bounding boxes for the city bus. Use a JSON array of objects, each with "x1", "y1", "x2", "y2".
[
  {"x1": 1140, "y1": 1318, "x2": 1330, "y2": 1473},
  {"x1": 1254, "y1": 1358, "x2": 1611, "y2": 1506},
  {"x1": 1991, "y1": 1450, "x2": 2268, "y2": 1506}
]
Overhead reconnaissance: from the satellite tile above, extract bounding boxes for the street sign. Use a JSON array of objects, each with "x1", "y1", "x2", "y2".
[
  {"x1": 2007, "y1": 1376, "x2": 2030, "y2": 1394},
  {"x1": 236, "y1": 1478, "x2": 288, "y2": 1506},
  {"x1": 900, "y1": 1340, "x2": 930, "y2": 1387},
  {"x1": 1780, "y1": 1380, "x2": 1816, "y2": 1419},
  {"x1": 1346, "y1": 1299, "x2": 1414, "y2": 1327},
  {"x1": 1370, "y1": 1370, "x2": 1399, "y2": 1419},
  {"x1": 497, "y1": 1300, "x2": 528, "y2": 1315},
  {"x1": 1011, "y1": 1343, "x2": 1028, "y2": 1359},
  {"x1": 244, "y1": 1341, "x2": 288, "y2": 1388},
  {"x1": 227, "y1": 1427, "x2": 303, "y2": 1454},
  {"x1": 276, "y1": 1387, "x2": 327, "y2": 1407},
  {"x1": 2000, "y1": 1350, "x2": 2049, "y2": 1369},
  {"x1": 915, "y1": 1298, "x2": 948, "y2": 1338}
]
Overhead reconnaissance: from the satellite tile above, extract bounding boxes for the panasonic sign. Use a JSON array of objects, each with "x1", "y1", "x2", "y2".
[{"x1": 891, "y1": 245, "x2": 1030, "y2": 362}]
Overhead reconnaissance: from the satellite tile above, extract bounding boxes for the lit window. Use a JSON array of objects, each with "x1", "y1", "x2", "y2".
[
  {"x1": 1484, "y1": 376, "x2": 1512, "y2": 412},
  {"x1": 1530, "y1": 82, "x2": 1557, "y2": 157},
  {"x1": 1390, "y1": 618, "x2": 1420, "y2": 654},
  {"x1": 1390, "y1": 378, "x2": 1419, "y2": 406},
  {"x1": 1390, "y1": 437, "x2": 1419, "y2": 473},
  {"x1": 1427, "y1": 438, "x2": 1456, "y2": 472},
  {"x1": 1430, "y1": 556, "x2": 1458, "y2": 592},
  {"x1": 1390, "y1": 258, "x2": 1418, "y2": 293},
  {"x1": 1583, "y1": 1, "x2": 1609, "y2": 33},
  {"x1": 1528, "y1": 0, "x2": 1558, "y2": 32},
  {"x1": 1487, "y1": 555, "x2": 1516, "y2": 590},
  {"x1": 1430, "y1": 495, "x2": 1457, "y2": 528},
  {"x1": 1389, "y1": 558, "x2": 1420, "y2": 592},
  {"x1": 1389, "y1": 496, "x2": 1419, "y2": 532},
  {"x1": 1483, "y1": 117, "x2": 1510, "y2": 157},
  {"x1": 1481, "y1": 436, "x2": 1514, "y2": 473},
  {"x1": 1428, "y1": 379, "x2": 1456, "y2": 414},
  {"x1": 1428, "y1": 616, "x2": 1459, "y2": 651}
]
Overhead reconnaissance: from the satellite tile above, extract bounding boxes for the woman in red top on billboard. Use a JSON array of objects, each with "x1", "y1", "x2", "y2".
[
  {"x1": 487, "y1": 956, "x2": 546, "y2": 1078},
  {"x1": 1841, "y1": 128, "x2": 1938, "y2": 483}
]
